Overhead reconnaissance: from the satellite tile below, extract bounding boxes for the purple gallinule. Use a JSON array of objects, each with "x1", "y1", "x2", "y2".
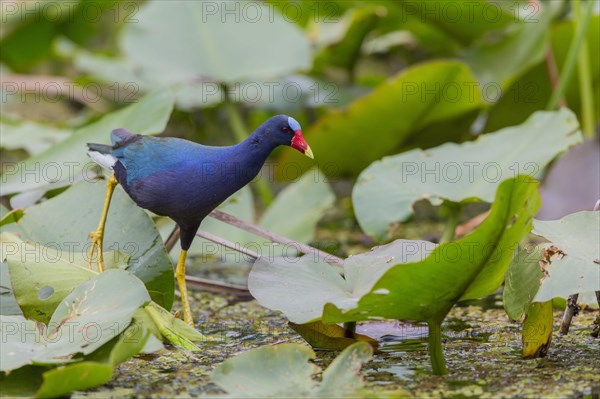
[{"x1": 87, "y1": 115, "x2": 313, "y2": 325}]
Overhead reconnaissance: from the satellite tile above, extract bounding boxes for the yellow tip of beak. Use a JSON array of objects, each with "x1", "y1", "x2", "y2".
[{"x1": 305, "y1": 146, "x2": 314, "y2": 159}]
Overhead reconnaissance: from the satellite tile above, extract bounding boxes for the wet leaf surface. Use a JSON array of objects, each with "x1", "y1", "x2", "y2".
[
  {"x1": 353, "y1": 109, "x2": 580, "y2": 239},
  {"x1": 14, "y1": 179, "x2": 175, "y2": 309}
]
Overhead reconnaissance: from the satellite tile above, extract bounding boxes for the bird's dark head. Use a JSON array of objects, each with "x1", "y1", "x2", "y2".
[{"x1": 258, "y1": 115, "x2": 313, "y2": 159}]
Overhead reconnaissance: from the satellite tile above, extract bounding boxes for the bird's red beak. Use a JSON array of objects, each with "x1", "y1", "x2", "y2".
[{"x1": 290, "y1": 130, "x2": 314, "y2": 159}]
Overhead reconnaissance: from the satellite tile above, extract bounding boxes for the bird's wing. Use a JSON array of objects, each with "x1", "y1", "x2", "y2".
[
  {"x1": 113, "y1": 136, "x2": 197, "y2": 184},
  {"x1": 111, "y1": 128, "x2": 138, "y2": 147}
]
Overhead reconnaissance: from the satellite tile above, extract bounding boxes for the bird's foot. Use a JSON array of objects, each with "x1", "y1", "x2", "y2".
[{"x1": 87, "y1": 230, "x2": 105, "y2": 272}]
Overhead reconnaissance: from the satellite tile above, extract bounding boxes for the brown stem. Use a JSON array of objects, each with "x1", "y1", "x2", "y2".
[
  {"x1": 545, "y1": 46, "x2": 567, "y2": 108},
  {"x1": 164, "y1": 211, "x2": 343, "y2": 266},
  {"x1": 162, "y1": 209, "x2": 346, "y2": 295},
  {"x1": 593, "y1": 292, "x2": 600, "y2": 338},
  {"x1": 184, "y1": 275, "x2": 251, "y2": 298},
  {"x1": 209, "y1": 210, "x2": 344, "y2": 266},
  {"x1": 559, "y1": 294, "x2": 579, "y2": 335},
  {"x1": 195, "y1": 229, "x2": 260, "y2": 260},
  {"x1": 165, "y1": 225, "x2": 180, "y2": 252},
  {"x1": 454, "y1": 210, "x2": 490, "y2": 237}
]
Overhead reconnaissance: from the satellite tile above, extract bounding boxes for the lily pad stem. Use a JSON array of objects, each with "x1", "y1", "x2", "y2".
[
  {"x1": 546, "y1": 0, "x2": 595, "y2": 110},
  {"x1": 573, "y1": 0, "x2": 595, "y2": 138},
  {"x1": 428, "y1": 321, "x2": 447, "y2": 375},
  {"x1": 559, "y1": 294, "x2": 579, "y2": 335},
  {"x1": 343, "y1": 322, "x2": 356, "y2": 338}
]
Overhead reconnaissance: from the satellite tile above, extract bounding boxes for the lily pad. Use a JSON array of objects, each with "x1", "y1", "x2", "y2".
[
  {"x1": 324, "y1": 176, "x2": 540, "y2": 323},
  {"x1": 353, "y1": 108, "x2": 581, "y2": 239},
  {"x1": 0, "y1": 208, "x2": 24, "y2": 227},
  {"x1": 277, "y1": 60, "x2": 483, "y2": 177},
  {"x1": 288, "y1": 321, "x2": 378, "y2": 351},
  {"x1": 0, "y1": 88, "x2": 173, "y2": 196},
  {"x1": 532, "y1": 211, "x2": 600, "y2": 302},
  {"x1": 123, "y1": 0, "x2": 310, "y2": 83},
  {"x1": 14, "y1": 179, "x2": 174, "y2": 309},
  {"x1": 35, "y1": 361, "x2": 114, "y2": 399},
  {"x1": 3, "y1": 233, "x2": 95, "y2": 324},
  {"x1": 71, "y1": 0, "x2": 311, "y2": 109},
  {"x1": 250, "y1": 176, "x2": 539, "y2": 374},
  {"x1": 46, "y1": 269, "x2": 149, "y2": 356},
  {"x1": 503, "y1": 245, "x2": 545, "y2": 321},
  {"x1": 0, "y1": 269, "x2": 149, "y2": 372},
  {"x1": 142, "y1": 301, "x2": 216, "y2": 350},
  {"x1": 464, "y1": 1, "x2": 557, "y2": 91},
  {"x1": 522, "y1": 300, "x2": 553, "y2": 359},
  {"x1": 0, "y1": 119, "x2": 70, "y2": 155},
  {"x1": 211, "y1": 342, "x2": 373, "y2": 398},
  {"x1": 249, "y1": 239, "x2": 435, "y2": 325}
]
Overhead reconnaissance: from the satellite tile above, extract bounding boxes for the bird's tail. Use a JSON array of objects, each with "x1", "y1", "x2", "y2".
[
  {"x1": 87, "y1": 142, "x2": 117, "y2": 171},
  {"x1": 87, "y1": 128, "x2": 135, "y2": 171},
  {"x1": 87, "y1": 143, "x2": 113, "y2": 153}
]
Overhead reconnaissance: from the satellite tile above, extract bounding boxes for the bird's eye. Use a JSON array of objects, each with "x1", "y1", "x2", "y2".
[{"x1": 283, "y1": 127, "x2": 291, "y2": 133}]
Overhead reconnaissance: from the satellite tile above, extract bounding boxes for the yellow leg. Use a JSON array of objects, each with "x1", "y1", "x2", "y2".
[
  {"x1": 88, "y1": 174, "x2": 118, "y2": 272},
  {"x1": 175, "y1": 249, "x2": 194, "y2": 326}
]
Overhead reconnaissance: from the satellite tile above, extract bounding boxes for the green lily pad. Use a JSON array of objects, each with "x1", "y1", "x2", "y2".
[
  {"x1": 503, "y1": 245, "x2": 545, "y2": 321},
  {"x1": 122, "y1": 0, "x2": 310, "y2": 83},
  {"x1": 2, "y1": 233, "x2": 95, "y2": 323},
  {"x1": 277, "y1": 60, "x2": 483, "y2": 177},
  {"x1": 0, "y1": 208, "x2": 24, "y2": 227},
  {"x1": 44, "y1": 269, "x2": 150, "y2": 357},
  {"x1": 211, "y1": 342, "x2": 373, "y2": 398},
  {"x1": 35, "y1": 361, "x2": 113, "y2": 399},
  {"x1": 87, "y1": 321, "x2": 155, "y2": 367},
  {"x1": 259, "y1": 168, "x2": 335, "y2": 244},
  {"x1": 15, "y1": 179, "x2": 174, "y2": 309},
  {"x1": 250, "y1": 176, "x2": 539, "y2": 374},
  {"x1": 288, "y1": 321, "x2": 378, "y2": 351},
  {"x1": 325, "y1": 176, "x2": 540, "y2": 323},
  {"x1": 121, "y1": 1, "x2": 310, "y2": 83},
  {"x1": 0, "y1": 262, "x2": 21, "y2": 317},
  {"x1": 532, "y1": 211, "x2": 600, "y2": 302},
  {"x1": 396, "y1": 0, "x2": 515, "y2": 46},
  {"x1": 464, "y1": 1, "x2": 557, "y2": 91},
  {"x1": 0, "y1": 88, "x2": 173, "y2": 196},
  {"x1": 317, "y1": 341, "x2": 373, "y2": 397},
  {"x1": 0, "y1": 119, "x2": 70, "y2": 155},
  {"x1": 0, "y1": 269, "x2": 149, "y2": 373},
  {"x1": 142, "y1": 301, "x2": 216, "y2": 350},
  {"x1": 71, "y1": 1, "x2": 310, "y2": 109},
  {"x1": 250, "y1": 239, "x2": 435, "y2": 324},
  {"x1": 0, "y1": 316, "x2": 46, "y2": 372},
  {"x1": 212, "y1": 344, "x2": 318, "y2": 398},
  {"x1": 522, "y1": 300, "x2": 553, "y2": 359},
  {"x1": 353, "y1": 108, "x2": 581, "y2": 239}
]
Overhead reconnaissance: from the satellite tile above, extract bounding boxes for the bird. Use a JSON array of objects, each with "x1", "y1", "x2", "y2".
[{"x1": 86, "y1": 115, "x2": 313, "y2": 325}]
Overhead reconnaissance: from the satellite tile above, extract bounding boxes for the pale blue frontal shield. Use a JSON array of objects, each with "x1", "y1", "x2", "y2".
[{"x1": 288, "y1": 116, "x2": 302, "y2": 131}]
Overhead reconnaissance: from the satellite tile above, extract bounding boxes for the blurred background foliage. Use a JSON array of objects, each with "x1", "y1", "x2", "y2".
[{"x1": 0, "y1": 0, "x2": 598, "y2": 209}]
